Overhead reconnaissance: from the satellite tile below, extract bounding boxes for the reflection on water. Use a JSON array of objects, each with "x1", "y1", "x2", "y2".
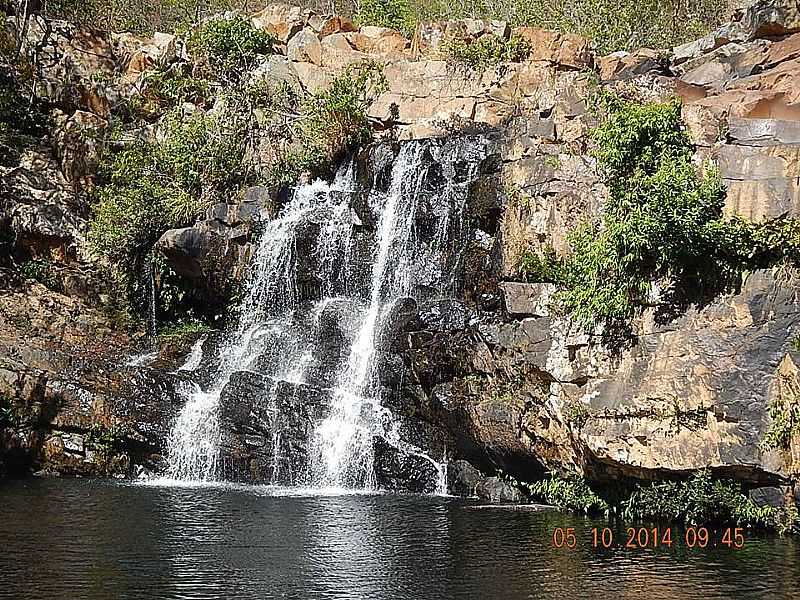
[{"x1": 0, "y1": 479, "x2": 798, "y2": 599}]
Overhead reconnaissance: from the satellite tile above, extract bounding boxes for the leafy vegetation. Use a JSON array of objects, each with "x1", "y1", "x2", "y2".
[
  {"x1": 90, "y1": 108, "x2": 247, "y2": 265},
  {"x1": 187, "y1": 15, "x2": 275, "y2": 81},
  {"x1": 86, "y1": 424, "x2": 121, "y2": 454},
  {"x1": 519, "y1": 96, "x2": 800, "y2": 330},
  {"x1": 519, "y1": 470, "x2": 798, "y2": 533},
  {"x1": 261, "y1": 62, "x2": 387, "y2": 185},
  {"x1": 760, "y1": 393, "x2": 800, "y2": 452},
  {"x1": 158, "y1": 320, "x2": 212, "y2": 343},
  {"x1": 0, "y1": 403, "x2": 22, "y2": 429},
  {"x1": 526, "y1": 475, "x2": 610, "y2": 514},
  {"x1": 440, "y1": 33, "x2": 531, "y2": 69},
  {"x1": 355, "y1": 0, "x2": 727, "y2": 53},
  {"x1": 39, "y1": 0, "x2": 271, "y2": 36},
  {"x1": 355, "y1": 0, "x2": 416, "y2": 37},
  {"x1": 140, "y1": 66, "x2": 212, "y2": 110},
  {"x1": 622, "y1": 470, "x2": 797, "y2": 533},
  {"x1": 20, "y1": 259, "x2": 62, "y2": 292},
  {"x1": 562, "y1": 401, "x2": 590, "y2": 430},
  {"x1": 509, "y1": 0, "x2": 725, "y2": 54}
]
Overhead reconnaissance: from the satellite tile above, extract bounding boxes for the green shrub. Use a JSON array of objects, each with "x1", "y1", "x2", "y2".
[
  {"x1": 760, "y1": 397, "x2": 800, "y2": 452},
  {"x1": 20, "y1": 259, "x2": 62, "y2": 291},
  {"x1": 141, "y1": 67, "x2": 211, "y2": 108},
  {"x1": 621, "y1": 470, "x2": 790, "y2": 531},
  {"x1": 526, "y1": 475, "x2": 609, "y2": 514},
  {"x1": 90, "y1": 109, "x2": 246, "y2": 264},
  {"x1": 562, "y1": 401, "x2": 590, "y2": 429},
  {"x1": 267, "y1": 62, "x2": 386, "y2": 185},
  {"x1": 441, "y1": 33, "x2": 531, "y2": 69},
  {"x1": 187, "y1": 15, "x2": 275, "y2": 80},
  {"x1": 355, "y1": 0, "x2": 416, "y2": 37},
  {"x1": 158, "y1": 320, "x2": 212, "y2": 342},
  {"x1": 86, "y1": 424, "x2": 120, "y2": 454},
  {"x1": 512, "y1": 0, "x2": 725, "y2": 54},
  {"x1": 520, "y1": 97, "x2": 800, "y2": 330},
  {"x1": 41, "y1": 0, "x2": 726, "y2": 55},
  {"x1": 0, "y1": 402, "x2": 22, "y2": 429}
]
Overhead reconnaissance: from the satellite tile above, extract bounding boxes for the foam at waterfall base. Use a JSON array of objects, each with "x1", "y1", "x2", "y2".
[{"x1": 137, "y1": 478, "x2": 392, "y2": 497}]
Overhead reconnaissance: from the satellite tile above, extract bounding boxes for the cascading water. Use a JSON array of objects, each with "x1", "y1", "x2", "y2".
[
  {"x1": 164, "y1": 137, "x2": 490, "y2": 491},
  {"x1": 165, "y1": 172, "x2": 355, "y2": 481}
]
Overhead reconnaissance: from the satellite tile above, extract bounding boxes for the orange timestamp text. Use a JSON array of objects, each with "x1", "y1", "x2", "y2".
[{"x1": 551, "y1": 526, "x2": 747, "y2": 549}]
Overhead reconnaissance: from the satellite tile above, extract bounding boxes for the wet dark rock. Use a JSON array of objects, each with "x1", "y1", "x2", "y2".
[
  {"x1": 373, "y1": 437, "x2": 439, "y2": 493},
  {"x1": 217, "y1": 371, "x2": 329, "y2": 483},
  {"x1": 447, "y1": 459, "x2": 486, "y2": 497},
  {"x1": 475, "y1": 476, "x2": 524, "y2": 503},
  {"x1": 414, "y1": 299, "x2": 470, "y2": 332}
]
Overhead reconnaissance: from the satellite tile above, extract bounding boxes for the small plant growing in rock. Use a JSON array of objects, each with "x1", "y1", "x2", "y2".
[
  {"x1": 158, "y1": 321, "x2": 212, "y2": 343},
  {"x1": 355, "y1": 0, "x2": 416, "y2": 37},
  {"x1": 187, "y1": 16, "x2": 275, "y2": 80},
  {"x1": 86, "y1": 424, "x2": 120, "y2": 455},
  {"x1": 266, "y1": 62, "x2": 387, "y2": 185},
  {"x1": 760, "y1": 396, "x2": 800, "y2": 452},
  {"x1": 20, "y1": 259, "x2": 62, "y2": 292},
  {"x1": 562, "y1": 401, "x2": 591, "y2": 430},
  {"x1": 441, "y1": 33, "x2": 531, "y2": 70},
  {"x1": 0, "y1": 402, "x2": 22, "y2": 429}
]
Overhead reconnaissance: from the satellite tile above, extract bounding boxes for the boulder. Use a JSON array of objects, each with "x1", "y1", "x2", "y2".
[
  {"x1": 598, "y1": 49, "x2": 666, "y2": 81},
  {"x1": 447, "y1": 459, "x2": 485, "y2": 496},
  {"x1": 373, "y1": 437, "x2": 440, "y2": 493},
  {"x1": 251, "y1": 3, "x2": 309, "y2": 42},
  {"x1": 14, "y1": 16, "x2": 115, "y2": 116},
  {"x1": 513, "y1": 27, "x2": 593, "y2": 70},
  {"x1": 248, "y1": 55, "x2": 303, "y2": 92},
  {"x1": 475, "y1": 476, "x2": 524, "y2": 503},
  {"x1": 499, "y1": 282, "x2": 554, "y2": 317},
  {"x1": 730, "y1": 0, "x2": 800, "y2": 40},
  {"x1": 156, "y1": 227, "x2": 214, "y2": 279},
  {"x1": 52, "y1": 110, "x2": 107, "y2": 185},
  {"x1": 286, "y1": 27, "x2": 322, "y2": 64},
  {"x1": 728, "y1": 116, "x2": 800, "y2": 145},
  {"x1": 113, "y1": 31, "x2": 178, "y2": 82},
  {"x1": 310, "y1": 15, "x2": 357, "y2": 37},
  {"x1": 716, "y1": 144, "x2": 800, "y2": 219}
]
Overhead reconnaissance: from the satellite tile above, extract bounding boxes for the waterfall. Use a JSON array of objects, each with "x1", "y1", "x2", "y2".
[
  {"x1": 165, "y1": 168, "x2": 356, "y2": 481},
  {"x1": 164, "y1": 137, "x2": 489, "y2": 489}
]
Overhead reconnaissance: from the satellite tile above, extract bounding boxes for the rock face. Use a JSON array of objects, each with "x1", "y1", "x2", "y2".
[{"x1": 0, "y1": 0, "x2": 799, "y2": 508}]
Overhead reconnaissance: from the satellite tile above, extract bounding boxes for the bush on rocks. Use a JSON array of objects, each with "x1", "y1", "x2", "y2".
[
  {"x1": 520, "y1": 96, "x2": 800, "y2": 330},
  {"x1": 187, "y1": 15, "x2": 276, "y2": 81}
]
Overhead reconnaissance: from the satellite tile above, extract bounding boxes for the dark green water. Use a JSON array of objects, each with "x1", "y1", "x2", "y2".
[{"x1": 0, "y1": 479, "x2": 798, "y2": 599}]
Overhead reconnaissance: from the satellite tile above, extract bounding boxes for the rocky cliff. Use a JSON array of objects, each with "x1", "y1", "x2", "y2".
[{"x1": 1, "y1": 0, "x2": 799, "y2": 510}]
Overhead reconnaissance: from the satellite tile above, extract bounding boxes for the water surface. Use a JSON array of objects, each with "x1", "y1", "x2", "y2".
[{"x1": 1, "y1": 479, "x2": 797, "y2": 599}]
